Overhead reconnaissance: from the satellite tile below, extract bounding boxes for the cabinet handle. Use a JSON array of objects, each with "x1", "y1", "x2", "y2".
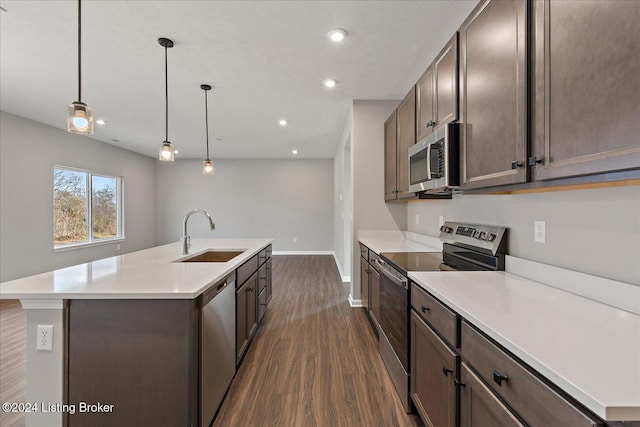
[
  {"x1": 426, "y1": 120, "x2": 436, "y2": 128},
  {"x1": 454, "y1": 379, "x2": 466, "y2": 388},
  {"x1": 421, "y1": 305, "x2": 430, "y2": 314},
  {"x1": 365, "y1": 268, "x2": 370, "y2": 274},
  {"x1": 511, "y1": 161, "x2": 523, "y2": 169},
  {"x1": 442, "y1": 367, "x2": 453, "y2": 377},
  {"x1": 247, "y1": 287, "x2": 253, "y2": 292},
  {"x1": 493, "y1": 371, "x2": 509, "y2": 387},
  {"x1": 528, "y1": 156, "x2": 542, "y2": 166}
]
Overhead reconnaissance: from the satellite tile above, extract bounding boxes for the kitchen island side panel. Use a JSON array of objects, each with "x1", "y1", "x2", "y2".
[{"x1": 66, "y1": 299, "x2": 198, "y2": 426}]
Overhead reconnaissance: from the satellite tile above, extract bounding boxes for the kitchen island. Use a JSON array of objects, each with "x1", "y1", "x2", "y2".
[{"x1": 0, "y1": 238, "x2": 272, "y2": 427}]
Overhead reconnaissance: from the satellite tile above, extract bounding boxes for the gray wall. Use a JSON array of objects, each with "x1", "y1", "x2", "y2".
[
  {"x1": 155, "y1": 159, "x2": 334, "y2": 252},
  {"x1": 333, "y1": 107, "x2": 353, "y2": 281},
  {"x1": 349, "y1": 100, "x2": 408, "y2": 301},
  {"x1": 0, "y1": 111, "x2": 157, "y2": 282},
  {"x1": 408, "y1": 185, "x2": 640, "y2": 286}
]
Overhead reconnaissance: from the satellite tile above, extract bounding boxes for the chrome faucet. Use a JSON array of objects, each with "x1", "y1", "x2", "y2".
[{"x1": 182, "y1": 209, "x2": 216, "y2": 255}]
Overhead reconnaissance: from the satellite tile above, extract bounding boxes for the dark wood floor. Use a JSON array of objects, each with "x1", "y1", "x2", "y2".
[
  {"x1": 0, "y1": 299, "x2": 26, "y2": 427},
  {"x1": 0, "y1": 256, "x2": 421, "y2": 427},
  {"x1": 214, "y1": 255, "x2": 421, "y2": 427}
]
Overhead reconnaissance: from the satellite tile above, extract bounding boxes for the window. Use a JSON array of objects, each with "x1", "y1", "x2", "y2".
[{"x1": 53, "y1": 167, "x2": 123, "y2": 248}]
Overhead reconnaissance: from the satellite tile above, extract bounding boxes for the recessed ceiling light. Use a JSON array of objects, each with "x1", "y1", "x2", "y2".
[
  {"x1": 96, "y1": 119, "x2": 106, "y2": 125},
  {"x1": 174, "y1": 150, "x2": 179, "y2": 154},
  {"x1": 323, "y1": 79, "x2": 337, "y2": 88},
  {"x1": 292, "y1": 149, "x2": 298, "y2": 155},
  {"x1": 327, "y1": 28, "x2": 348, "y2": 42},
  {"x1": 279, "y1": 119, "x2": 288, "y2": 126}
]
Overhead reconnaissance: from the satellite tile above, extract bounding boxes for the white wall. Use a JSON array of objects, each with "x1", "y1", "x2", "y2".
[
  {"x1": 0, "y1": 111, "x2": 157, "y2": 282},
  {"x1": 333, "y1": 107, "x2": 353, "y2": 282},
  {"x1": 349, "y1": 100, "x2": 408, "y2": 302},
  {"x1": 155, "y1": 159, "x2": 334, "y2": 252},
  {"x1": 408, "y1": 185, "x2": 640, "y2": 286}
]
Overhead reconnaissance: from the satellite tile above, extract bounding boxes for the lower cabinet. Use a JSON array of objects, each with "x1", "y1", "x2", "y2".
[
  {"x1": 459, "y1": 362, "x2": 524, "y2": 427},
  {"x1": 236, "y1": 272, "x2": 258, "y2": 363},
  {"x1": 360, "y1": 254, "x2": 370, "y2": 309},
  {"x1": 368, "y1": 253, "x2": 380, "y2": 330},
  {"x1": 410, "y1": 311, "x2": 458, "y2": 427}
]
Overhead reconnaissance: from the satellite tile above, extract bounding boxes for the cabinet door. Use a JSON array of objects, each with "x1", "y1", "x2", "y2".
[
  {"x1": 410, "y1": 311, "x2": 457, "y2": 427},
  {"x1": 434, "y1": 33, "x2": 458, "y2": 128},
  {"x1": 532, "y1": 0, "x2": 640, "y2": 180},
  {"x1": 460, "y1": 0, "x2": 527, "y2": 190},
  {"x1": 236, "y1": 282, "x2": 249, "y2": 361},
  {"x1": 360, "y1": 256, "x2": 370, "y2": 309},
  {"x1": 246, "y1": 273, "x2": 258, "y2": 341},
  {"x1": 417, "y1": 65, "x2": 434, "y2": 141},
  {"x1": 266, "y1": 257, "x2": 272, "y2": 304},
  {"x1": 369, "y1": 266, "x2": 380, "y2": 328},
  {"x1": 384, "y1": 111, "x2": 398, "y2": 201},
  {"x1": 459, "y1": 362, "x2": 524, "y2": 427},
  {"x1": 397, "y1": 86, "x2": 417, "y2": 199}
]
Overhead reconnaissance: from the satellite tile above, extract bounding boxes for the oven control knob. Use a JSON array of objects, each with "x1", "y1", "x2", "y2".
[
  {"x1": 473, "y1": 230, "x2": 482, "y2": 239},
  {"x1": 486, "y1": 233, "x2": 496, "y2": 242},
  {"x1": 440, "y1": 225, "x2": 453, "y2": 233}
]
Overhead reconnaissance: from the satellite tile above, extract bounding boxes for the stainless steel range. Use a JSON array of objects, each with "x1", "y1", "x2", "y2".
[{"x1": 375, "y1": 221, "x2": 508, "y2": 412}]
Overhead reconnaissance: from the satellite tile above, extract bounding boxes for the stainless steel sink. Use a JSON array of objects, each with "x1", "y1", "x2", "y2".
[{"x1": 180, "y1": 250, "x2": 245, "y2": 263}]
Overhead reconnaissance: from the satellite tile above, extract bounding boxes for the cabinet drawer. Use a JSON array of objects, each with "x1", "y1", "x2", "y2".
[
  {"x1": 257, "y1": 287, "x2": 267, "y2": 323},
  {"x1": 411, "y1": 284, "x2": 458, "y2": 348},
  {"x1": 237, "y1": 254, "x2": 259, "y2": 288},
  {"x1": 258, "y1": 264, "x2": 267, "y2": 292},
  {"x1": 461, "y1": 321, "x2": 602, "y2": 427},
  {"x1": 258, "y1": 248, "x2": 268, "y2": 266},
  {"x1": 266, "y1": 244, "x2": 272, "y2": 259},
  {"x1": 359, "y1": 243, "x2": 369, "y2": 261}
]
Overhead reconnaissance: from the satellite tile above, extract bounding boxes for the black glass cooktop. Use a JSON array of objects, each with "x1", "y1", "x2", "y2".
[{"x1": 380, "y1": 252, "x2": 443, "y2": 275}]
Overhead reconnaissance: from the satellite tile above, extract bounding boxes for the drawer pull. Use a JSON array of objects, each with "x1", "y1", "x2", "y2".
[
  {"x1": 421, "y1": 305, "x2": 430, "y2": 314},
  {"x1": 442, "y1": 367, "x2": 453, "y2": 377},
  {"x1": 454, "y1": 379, "x2": 466, "y2": 388},
  {"x1": 493, "y1": 371, "x2": 509, "y2": 387}
]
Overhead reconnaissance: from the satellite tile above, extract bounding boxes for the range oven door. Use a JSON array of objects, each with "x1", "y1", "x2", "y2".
[{"x1": 375, "y1": 258, "x2": 411, "y2": 412}]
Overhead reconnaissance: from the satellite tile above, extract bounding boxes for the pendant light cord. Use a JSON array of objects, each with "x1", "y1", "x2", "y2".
[
  {"x1": 164, "y1": 45, "x2": 169, "y2": 142},
  {"x1": 77, "y1": 0, "x2": 82, "y2": 102},
  {"x1": 205, "y1": 89, "x2": 210, "y2": 159}
]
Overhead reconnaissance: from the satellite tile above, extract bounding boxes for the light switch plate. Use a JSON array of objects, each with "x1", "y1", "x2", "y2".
[{"x1": 534, "y1": 220, "x2": 546, "y2": 243}]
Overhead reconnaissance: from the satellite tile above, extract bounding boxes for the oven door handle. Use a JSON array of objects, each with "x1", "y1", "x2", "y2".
[{"x1": 374, "y1": 259, "x2": 408, "y2": 289}]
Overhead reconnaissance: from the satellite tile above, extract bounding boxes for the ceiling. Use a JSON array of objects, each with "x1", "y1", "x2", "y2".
[{"x1": 0, "y1": 0, "x2": 478, "y2": 159}]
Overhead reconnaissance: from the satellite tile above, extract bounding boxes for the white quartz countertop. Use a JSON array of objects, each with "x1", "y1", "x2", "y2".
[
  {"x1": 409, "y1": 270, "x2": 640, "y2": 422},
  {"x1": 0, "y1": 239, "x2": 272, "y2": 300},
  {"x1": 358, "y1": 230, "x2": 441, "y2": 254}
]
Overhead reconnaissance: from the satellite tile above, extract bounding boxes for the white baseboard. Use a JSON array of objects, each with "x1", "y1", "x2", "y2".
[
  {"x1": 332, "y1": 252, "x2": 351, "y2": 283},
  {"x1": 348, "y1": 294, "x2": 365, "y2": 307},
  {"x1": 272, "y1": 250, "x2": 334, "y2": 255}
]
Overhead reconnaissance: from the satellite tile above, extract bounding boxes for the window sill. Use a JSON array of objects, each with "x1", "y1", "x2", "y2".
[{"x1": 53, "y1": 237, "x2": 126, "y2": 253}]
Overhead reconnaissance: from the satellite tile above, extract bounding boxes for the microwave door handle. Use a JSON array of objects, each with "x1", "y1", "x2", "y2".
[{"x1": 425, "y1": 142, "x2": 433, "y2": 178}]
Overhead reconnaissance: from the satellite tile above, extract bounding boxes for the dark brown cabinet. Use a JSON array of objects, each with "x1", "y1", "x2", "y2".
[
  {"x1": 417, "y1": 34, "x2": 459, "y2": 142},
  {"x1": 459, "y1": 362, "x2": 524, "y2": 427},
  {"x1": 360, "y1": 254, "x2": 370, "y2": 309},
  {"x1": 385, "y1": 88, "x2": 418, "y2": 201},
  {"x1": 368, "y1": 252, "x2": 380, "y2": 330},
  {"x1": 236, "y1": 272, "x2": 258, "y2": 362},
  {"x1": 531, "y1": 0, "x2": 640, "y2": 181},
  {"x1": 459, "y1": 0, "x2": 527, "y2": 190},
  {"x1": 410, "y1": 311, "x2": 458, "y2": 427},
  {"x1": 384, "y1": 111, "x2": 398, "y2": 201},
  {"x1": 265, "y1": 257, "x2": 272, "y2": 304}
]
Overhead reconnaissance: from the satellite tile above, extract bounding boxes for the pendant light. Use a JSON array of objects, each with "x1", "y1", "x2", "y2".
[
  {"x1": 158, "y1": 37, "x2": 175, "y2": 161},
  {"x1": 67, "y1": 0, "x2": 94, "y2": 135},
  {"x1": 201, "y1": 84, "x2": 214, "y2": 174}
]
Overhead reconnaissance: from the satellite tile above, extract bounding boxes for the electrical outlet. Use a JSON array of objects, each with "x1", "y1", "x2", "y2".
[
  {"x1": 415, "y1": 214, "x2": 420, "y2": 225},
  {"x1": 36, "y1": 325, "x2": 54, "y2": 351},
  {"x1": 293, "y1": 237, "x2": 298, "y2": 243},
  {"x1": 534, "y1": 220, "x2": 546, "y2": 243},
  {"x1": 116, "y1": 244, "x2": 121, "y2": 251},
  {"x1": 439, "y1": 216, "x2": 444, "y2": 227}
]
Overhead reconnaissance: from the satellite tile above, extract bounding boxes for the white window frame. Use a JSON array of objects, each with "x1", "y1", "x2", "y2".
[{"x1": 53, "y1": 166, "x2": 125, "y2": 251}]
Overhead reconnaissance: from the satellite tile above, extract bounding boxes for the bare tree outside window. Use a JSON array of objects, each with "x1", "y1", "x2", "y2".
[{"x1": 53, "y1": 168, "x2": 122, "y2": 247}]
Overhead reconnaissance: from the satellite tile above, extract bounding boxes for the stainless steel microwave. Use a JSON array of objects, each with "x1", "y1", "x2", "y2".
[{"x1": 408, "y1": 123, "x2": 460, "y2": 194}]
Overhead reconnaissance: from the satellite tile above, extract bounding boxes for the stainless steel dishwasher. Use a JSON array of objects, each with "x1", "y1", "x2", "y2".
[{"x1": 200, "y1": 272, "x2": 236, "y2": 427}]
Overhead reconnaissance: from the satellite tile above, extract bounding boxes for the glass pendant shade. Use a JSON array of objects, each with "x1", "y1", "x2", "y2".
[
  {"x1": 159, "y1": 141, "x2": 175, "y2": 161},
  {"x1": 67, "y1": 102, "x2": 94, "y2": 134},
  {"x1": 203, "y1": 159, "x2": 214, "y2": 174}
]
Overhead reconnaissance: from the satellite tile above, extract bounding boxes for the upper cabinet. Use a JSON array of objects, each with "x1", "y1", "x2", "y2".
[
  {"x1": 417, "y1": 34, "x2": 459, "y2": 142},
  {"x1": 531, "y1": 0, "x2": 640, "y2": 181},
  {"x1": 459, "y1": 0, "x2": 527, "y2": 190},
  {"x1": 385, "y1": 87, "x2": 418, "y2": 201}
]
